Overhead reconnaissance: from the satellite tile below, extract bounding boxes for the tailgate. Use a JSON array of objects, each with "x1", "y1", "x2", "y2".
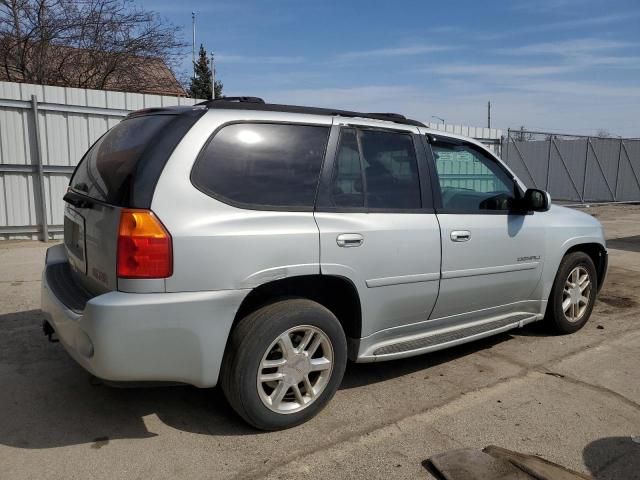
[
  {"x1": 64, "y1": 199, "x2": 121, "y2": 294},
  {"x1": 63, "y1": 113, "x2": 186, "y2": 295}
]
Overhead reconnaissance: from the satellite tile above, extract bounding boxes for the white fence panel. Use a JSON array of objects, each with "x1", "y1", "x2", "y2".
[
  {"x1": 425, "y1": 122, "x2": 503, "y2": 155},
  {"x1": 0, "y1": 80, "x2": 203, "y2": 239}
]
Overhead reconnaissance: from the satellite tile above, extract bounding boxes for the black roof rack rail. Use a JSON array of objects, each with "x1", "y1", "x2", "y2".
[
  {"x1": 367, "y1": 112, "x2": 407, "y2": 120},
  {"x1": 196, "y1": 96, "x2": 265, "y2": 106},
  {"x1": 126, "y1": 105, "x2": 207, "y2": 118},
  {"x1": 199, "y1": 98, "x2": 425, "y2": 127}
]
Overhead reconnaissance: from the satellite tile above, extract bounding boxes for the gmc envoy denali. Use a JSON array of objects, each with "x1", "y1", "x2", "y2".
[{"x1": 42, "y1": 97, "x2": 607, "y2": 430}]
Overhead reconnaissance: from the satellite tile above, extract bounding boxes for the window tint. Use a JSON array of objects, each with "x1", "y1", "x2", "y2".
[
  {"x1": 71, "y1": 115, "x2": 174, "y2": 205},
  {"x1": 360, "y1": 130, "x2": 421, "y2": 209},
  {"x1": 193, "y1": 123, "x2": 329, "y2": 209},
  {"x1": 331, "y1": 129, "x2": 364, "y2": 207},
  {"x1": 431, "y1": 143, "x2": 515, "y2": 211},
  {"x1": 329, "y1": 129, "x2": 421, "y2": 210}
]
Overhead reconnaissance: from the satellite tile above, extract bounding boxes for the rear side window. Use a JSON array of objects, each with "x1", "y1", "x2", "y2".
[
  {"x1": 192, "y1": 123, "x2": 329, "y2": 209},
  {"x1": 330, "y1": 128, "x2": 422, "y2": 210},
  {"x1": 71, "y1": 115, "x2": 175, "y2": 205},
  {"x1": 360, "y1": 130, "x2": 421, "y2": 209},
  {"x1": 331, "y1": 129, "x2": 364, "y2": 207}
]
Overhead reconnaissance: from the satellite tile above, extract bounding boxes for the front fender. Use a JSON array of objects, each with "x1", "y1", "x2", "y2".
[{"x1": 541, "y1": 235, "x2": 606, "y2": 301}]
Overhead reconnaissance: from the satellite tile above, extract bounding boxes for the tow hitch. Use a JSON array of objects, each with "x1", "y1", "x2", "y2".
[{"x1": 42, "y1": 320, "x2": 59, "y2": 343}]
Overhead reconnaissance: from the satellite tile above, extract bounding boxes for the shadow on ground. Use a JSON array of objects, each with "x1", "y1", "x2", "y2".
[
  {"x1": 606, "y1": 235, "x2": 640, "y2": 253},
  {"x1": 583, "y1": 437, "x2": 640, "y2": 479},
  {"x1": 0, "y1": 308, "x2": 515, "y2": 449}
]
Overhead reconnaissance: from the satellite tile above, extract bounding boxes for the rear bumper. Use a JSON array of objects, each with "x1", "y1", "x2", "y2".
[{"x1": 41, "y1": 244, "x2": 248, "y2": 387}]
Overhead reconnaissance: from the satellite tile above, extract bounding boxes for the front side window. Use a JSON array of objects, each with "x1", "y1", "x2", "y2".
[
  {"x1": 330, "y1": 128, "x2": 422, "y2": 210},
  {"x1": 431, "y1": 142, "x2": 515, "y2": 211},
  {"x1": 192, "y1": 123, "x2": 330, "y2": 209}
]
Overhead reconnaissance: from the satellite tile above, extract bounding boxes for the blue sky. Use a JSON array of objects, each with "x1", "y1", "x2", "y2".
[{"x1": 140, "y1": 0, "x2": 640, "y2": 136}]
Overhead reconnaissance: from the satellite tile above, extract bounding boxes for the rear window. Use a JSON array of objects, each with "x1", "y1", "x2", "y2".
[
  {"x1": 70, "y1": 115, "x2": 175, "y2": 205},
  {"x1": 192, "y1": 123, "x2": 330, "y2": 209}
]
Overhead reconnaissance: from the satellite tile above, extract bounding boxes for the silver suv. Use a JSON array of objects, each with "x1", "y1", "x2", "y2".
[{"x1": 42, "y1": 97, "x2": 608, "y2": 430}]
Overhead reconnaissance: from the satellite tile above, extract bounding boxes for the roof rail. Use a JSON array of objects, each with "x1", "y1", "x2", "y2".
[
  {"x1": 367, "y1": 112, "x2": 407, "y2": 121},
  {"x1": 200, "y1": 98, "x2": 425, "y2": 127},
  {"x1": 197, "y1": 96, "x2": 265, "y2": 106}
]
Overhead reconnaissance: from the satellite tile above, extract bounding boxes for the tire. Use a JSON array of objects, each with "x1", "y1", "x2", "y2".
[
  {"x1": 545, "y1": 251, "x2": 597, "y2": 334},
  {"x1": 220, "y1": 298, "x2": 348, "y2": 430}
]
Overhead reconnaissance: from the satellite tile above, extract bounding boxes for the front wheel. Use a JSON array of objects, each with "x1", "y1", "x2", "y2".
[
  {"x1": 545, "y1": 252, "x2": 597, "y2": 334},
  {"x1": 221, "y1": 299, "x2": 347, "y2": 430}
]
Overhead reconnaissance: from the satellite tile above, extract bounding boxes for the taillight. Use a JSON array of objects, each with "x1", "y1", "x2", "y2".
[{"x1": 117, "y1": 209, "x2": 172, "y2": 278}]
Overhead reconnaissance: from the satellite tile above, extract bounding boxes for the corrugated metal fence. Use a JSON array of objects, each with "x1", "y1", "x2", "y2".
[
  {"x1": 503, "y1": 129, "x2": 640, "y2": 203},
  {"x1": 0, "y1": 81, "x2": 201, "y2": 240}
]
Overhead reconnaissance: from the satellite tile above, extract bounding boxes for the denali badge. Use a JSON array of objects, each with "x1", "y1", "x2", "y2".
[{"x1": 517, "y1": 255, "x2": 541, "y2": 262}]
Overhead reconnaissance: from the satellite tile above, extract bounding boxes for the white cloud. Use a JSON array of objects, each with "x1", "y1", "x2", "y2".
[
  {"x1": 231, "y1": 82, "x2": 640, "y2": 137},
  {"x1": 262, "y1": 85, "x2": 422, "y2": 109},
  {"x1": 431, "y1": 64, "x2": 572, "y2": 77},
  {"x1": 497, "y1": 38, "x2": 637, "y2": 56},
  {"x1": 510, "y1": 0, "x2": 595, "y2": 13},
  {"x1": 478, "y1": 12, "x2": 640, "y2": 41},
  {"x1": 335, "y1": 44, "x2": 455, "y2": 61},
  {"x1": 427, "y1": 26, "x2": 464, "y2": 34},
  {"x1": 428, "y1": 38, "x2": 640, "y2": 87},
  {"x1": 509, "y1": 79, "x2": 640, "y2": 98},
  {"x1": 537, "y1": 12, "x2": 640, "y2": 30},
  {"x1": 216, "y1": 54, "x2": 305, "y2": 65}
]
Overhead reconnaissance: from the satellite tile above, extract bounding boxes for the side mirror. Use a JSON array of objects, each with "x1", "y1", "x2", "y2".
[{"x1": 523, "y1": 188, "x2": 551, "y2": 212}]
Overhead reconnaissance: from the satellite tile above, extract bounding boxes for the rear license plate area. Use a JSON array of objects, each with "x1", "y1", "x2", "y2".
[{"x1": 64, "y1": 207, "x2": 87, "y2": 274}]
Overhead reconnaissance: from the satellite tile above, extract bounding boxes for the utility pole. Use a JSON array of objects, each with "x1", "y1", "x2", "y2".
[
  {"x1": 192, "y1": 12, "x2": 196, "y2": 78},
  {"x1": 487, "y1": 101, "x2": 491, "y2": 129},
  {"x1": 210, "y1": 51, "x2": 216, "y2": 99}
]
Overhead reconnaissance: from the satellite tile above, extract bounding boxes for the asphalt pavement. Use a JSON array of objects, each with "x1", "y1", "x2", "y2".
[{"x1": 0, "y1": 204, "x2": 639, "y2": 479}]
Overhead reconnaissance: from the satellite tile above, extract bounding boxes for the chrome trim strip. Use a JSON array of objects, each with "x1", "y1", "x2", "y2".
[
  {"x1": 366, "y1": 272, "x2": 440, "y2": 288},
  {"x1": 442, "y1": 261, "x2": 539, "y2": 280}
]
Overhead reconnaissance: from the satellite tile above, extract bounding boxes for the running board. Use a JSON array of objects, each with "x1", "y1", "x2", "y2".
[{"x1": 366, "y1": 314, "x2": 540, "y2": 360}]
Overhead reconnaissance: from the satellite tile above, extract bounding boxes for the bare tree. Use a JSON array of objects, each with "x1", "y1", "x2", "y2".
[
  {"x1": 0, "y1": 0, "x2": 186, "y2": 94},
  {"x1": 595, "y1": 129, "x2": 612, "y2": 138}
]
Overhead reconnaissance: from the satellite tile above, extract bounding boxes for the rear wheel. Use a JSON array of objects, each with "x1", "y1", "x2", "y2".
[
  {"x1": 545, "y1": 252, "x2": 597, "y2": 334},
  {"x1": 221, "y1": 298, "x2": 347, "y2": 430}
]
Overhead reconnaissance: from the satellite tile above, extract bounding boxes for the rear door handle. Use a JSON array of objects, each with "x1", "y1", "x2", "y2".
[
  {"x1": 336, "y1": 233, "x2": 364, "y2": 248},
  {"x1": 450, "y1": 230, "x2": 471, "y2": 242}
]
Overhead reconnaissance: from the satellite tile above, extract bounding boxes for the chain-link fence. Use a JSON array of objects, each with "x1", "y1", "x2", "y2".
[{"x1": 502, "y1": 129, "x2": 640, "y2": 203}]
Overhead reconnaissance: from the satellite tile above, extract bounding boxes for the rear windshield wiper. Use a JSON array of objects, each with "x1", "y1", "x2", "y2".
[{"x1": 63, "y1": 190, "x2": 95, "y2": 209}]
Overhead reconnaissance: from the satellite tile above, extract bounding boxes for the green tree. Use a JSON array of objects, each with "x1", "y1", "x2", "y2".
[{"x1": 188, "y1": 44, "x2": 223, "y2": 99}]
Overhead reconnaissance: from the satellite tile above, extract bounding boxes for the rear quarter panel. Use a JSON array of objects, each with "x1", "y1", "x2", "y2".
[{"x1": 151, "y1": 110, "x2": 332, "y2": 293}]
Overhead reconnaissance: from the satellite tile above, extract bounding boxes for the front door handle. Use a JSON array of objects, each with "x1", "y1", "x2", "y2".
[
  {"x1": 336, "y1": 233, "x2": 364, "y2": 248},
  {"x1": 450, "y1": 230, "x2": 471, "y2": 242}
]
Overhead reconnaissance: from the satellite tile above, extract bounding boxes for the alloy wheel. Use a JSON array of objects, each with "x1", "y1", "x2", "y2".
[
  {"x1": 257, "y1": 325, "x2": 334, "y2": 414},
  {"x1": 562, "y1": 266, "x2": 592, "y2": 323}
]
